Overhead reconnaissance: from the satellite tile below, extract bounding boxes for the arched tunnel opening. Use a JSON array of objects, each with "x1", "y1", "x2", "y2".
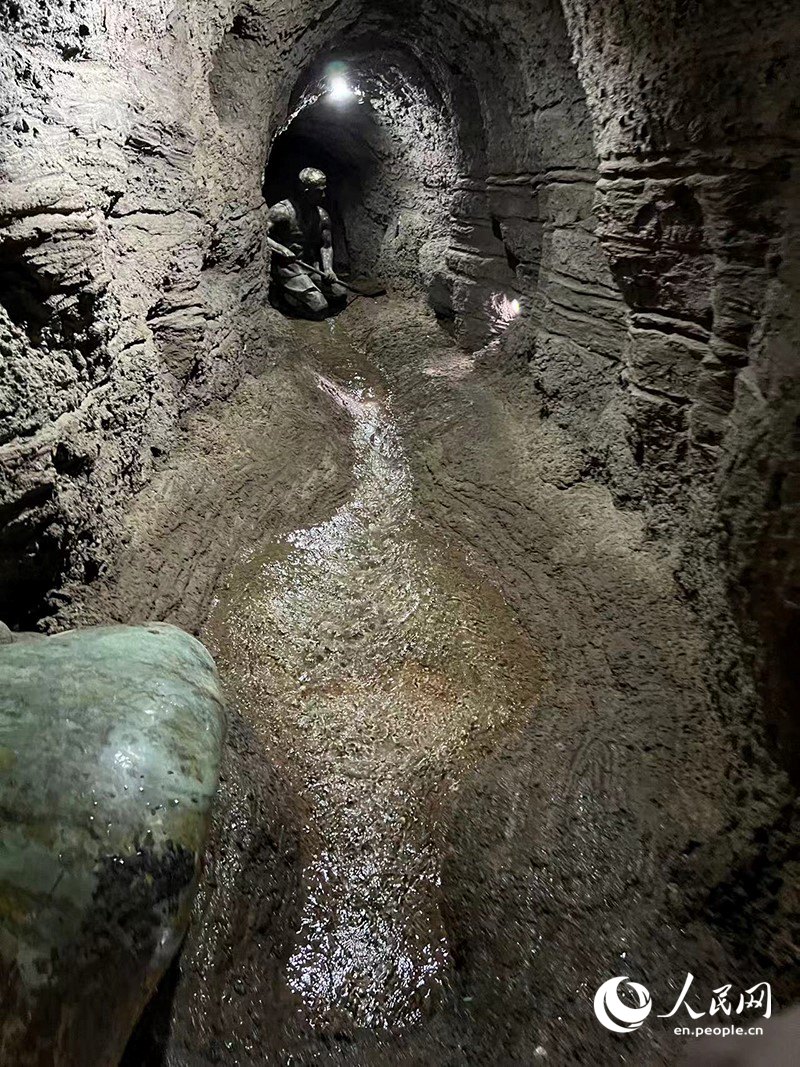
[
  {"x1": 263, "y1": 101, "x2": 363, "y2": 279},
  {"x1": 1, "y1": 2, "x2": 799, "y2": 1066},
  {"x1": 261, "y1": 47, "x2": 479, "y2": 320},
  {"x1": 262, "y1": 76, "x2": 424, "y2": 282}
]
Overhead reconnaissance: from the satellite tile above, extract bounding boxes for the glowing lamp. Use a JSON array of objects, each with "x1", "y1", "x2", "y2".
[{"x1": 329, "y1": 75, "x2": 353, "y2": 101}]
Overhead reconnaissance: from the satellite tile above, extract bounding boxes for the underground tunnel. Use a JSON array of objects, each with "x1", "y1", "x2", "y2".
[{"x1": 0, "y1": 2, "x2": 799, "y2": 1065}]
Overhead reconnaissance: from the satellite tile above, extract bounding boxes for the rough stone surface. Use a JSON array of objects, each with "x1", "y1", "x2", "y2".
[
  {"x1": 557, "y1": 0, "x2": 800, "y2": 794},
  {"x1": 0, "y1": 622, "x2": 226, "y2": 1067}
]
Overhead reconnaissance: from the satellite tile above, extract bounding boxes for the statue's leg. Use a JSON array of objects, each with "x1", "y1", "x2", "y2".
[
  {"x1": 319, "y1": 277, "x2": 348, "y2": 310},
  {"x1": 281, "y1": 271, "x2": 329, "y2": 319}
]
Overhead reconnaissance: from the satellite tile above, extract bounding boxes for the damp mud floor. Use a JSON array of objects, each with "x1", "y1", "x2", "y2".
[
  {"x1": 76, "y1": 297, "x2": 767, "y2": 1066},
  {"x1": 203, "y1": 321, "x2": 543, "y2": 1032}
]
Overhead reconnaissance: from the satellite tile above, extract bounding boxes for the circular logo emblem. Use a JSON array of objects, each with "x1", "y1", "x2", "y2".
[{"x1": 593, "y1": 976, "x2": 653, "y2": 1033}]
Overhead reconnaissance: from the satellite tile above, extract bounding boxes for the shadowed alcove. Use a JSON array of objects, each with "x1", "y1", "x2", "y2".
[{"x1": 262, "y1": 47, "x2": 464, "y2": 293}]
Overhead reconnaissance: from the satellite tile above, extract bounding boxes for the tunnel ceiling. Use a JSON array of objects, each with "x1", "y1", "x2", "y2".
[{"x1": 213, "y1": 0, "x2": 591, "y2": 178}]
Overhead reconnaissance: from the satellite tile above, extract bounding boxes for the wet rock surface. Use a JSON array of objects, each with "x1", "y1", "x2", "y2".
[
  {"x1": 0, "y1": 623, "x2": 226, "y2": 1067},
  {"x1": 59, "y1": 298, "x2": 792, "y2": 1066},
  {"x1": 204, "y1": 324, "x2": 543, "y2": 1035}
]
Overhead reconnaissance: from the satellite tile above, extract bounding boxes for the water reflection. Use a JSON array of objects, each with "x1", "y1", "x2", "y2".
[{"x1": 205, "y1": 321, "x2": 541, "y2": 1030}]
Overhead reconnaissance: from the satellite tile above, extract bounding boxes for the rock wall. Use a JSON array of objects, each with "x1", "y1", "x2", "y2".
[
  {"x1": 0, "y1": 0, "x2": 275, "y2": 625},
  {"x1": 556, "y1": 0, "x2": 800, "y2": 785}
]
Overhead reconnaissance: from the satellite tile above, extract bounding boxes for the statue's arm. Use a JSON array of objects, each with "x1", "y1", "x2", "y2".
[
  {"x1": 266, "y1": 205, "x2": 296, "y2": 261},
  {"x1": 320, "y1": 209, "x2": 336, "y2": 279}
]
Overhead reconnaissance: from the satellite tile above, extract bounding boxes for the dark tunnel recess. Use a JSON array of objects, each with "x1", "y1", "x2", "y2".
[
  {"x1": 262, "y1": 48, "x2": 465, "y2": 296},
  {"x1": 263, "y1": 95, "x2": 382, "y2": 279}
]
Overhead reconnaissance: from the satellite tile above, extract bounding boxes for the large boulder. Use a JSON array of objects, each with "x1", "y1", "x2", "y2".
[{"x1": 0, "y1": 623, "x2": 226, "y2": 1066}]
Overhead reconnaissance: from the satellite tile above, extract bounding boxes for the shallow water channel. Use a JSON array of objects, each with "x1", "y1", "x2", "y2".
[{"x1": 203, "y1": 318, "x2": 543, "y2": 1032}]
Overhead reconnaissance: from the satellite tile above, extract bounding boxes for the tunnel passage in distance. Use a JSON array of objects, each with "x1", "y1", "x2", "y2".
[{"x1": 262, "y1": 50, "x2": 463, "y2": 295}]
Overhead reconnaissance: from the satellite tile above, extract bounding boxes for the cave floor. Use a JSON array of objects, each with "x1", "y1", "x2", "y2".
[
  {"x1": 87, "y1": 296, "x2": 740, "y2": 1065},
  {"x1": 202, "y1": 317, "x2": 544, "y2": 1033}
]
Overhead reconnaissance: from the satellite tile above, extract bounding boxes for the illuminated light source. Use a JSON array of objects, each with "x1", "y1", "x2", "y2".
[
  {"x1": 329, "y1": 75, "x2": 354, "y2": 101},
  {"x1": 487, "y1": 293, "x2": 522, "y2": 334}
]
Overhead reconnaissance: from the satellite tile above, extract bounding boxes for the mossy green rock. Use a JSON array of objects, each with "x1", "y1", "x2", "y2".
[{"x1": 0, "y1": 623, "x2": 226, "y2": 1066}]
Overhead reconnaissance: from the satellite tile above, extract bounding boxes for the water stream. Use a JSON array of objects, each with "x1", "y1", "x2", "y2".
[{"x1": 204, "y1": 319, "x2": 542, "y2": 1031}]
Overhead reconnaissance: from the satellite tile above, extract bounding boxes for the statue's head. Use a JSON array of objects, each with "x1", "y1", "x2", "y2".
[{"x1": 298, "y1": 167, "x2": 327, "y2": 206}]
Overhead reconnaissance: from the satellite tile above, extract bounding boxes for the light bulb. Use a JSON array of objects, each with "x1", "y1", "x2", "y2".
[{"x1": 329, "y1": 75, "x2": 353, "y2": 101}]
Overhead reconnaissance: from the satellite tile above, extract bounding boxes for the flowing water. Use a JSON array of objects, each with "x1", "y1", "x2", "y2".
[{"x1": 204, "y1": 319, "x2": 543, "y2": 1032}]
